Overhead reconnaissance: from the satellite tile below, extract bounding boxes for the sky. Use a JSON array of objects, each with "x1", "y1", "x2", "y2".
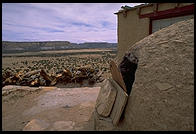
[{"x1": 2, "y1": 3, "x2": 143, "y2": 43}]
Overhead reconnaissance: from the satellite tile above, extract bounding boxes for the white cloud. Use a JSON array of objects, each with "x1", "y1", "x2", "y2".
[{"x1": 2, "y1": 3, "x2": 143, "y2": 43}]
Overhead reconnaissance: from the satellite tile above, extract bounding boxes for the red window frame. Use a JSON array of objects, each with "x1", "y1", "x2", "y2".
[{"x1": 139, "y1": 4, "x2": 194, "y2": 34}]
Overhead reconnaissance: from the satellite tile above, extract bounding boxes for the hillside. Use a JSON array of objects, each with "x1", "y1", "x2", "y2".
[{"x1": 2, "y1": 41, "x2": 117, "y2": 53}]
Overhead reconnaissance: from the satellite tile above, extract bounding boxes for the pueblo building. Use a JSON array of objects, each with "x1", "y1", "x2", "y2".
[{"x1": 115, "y1": 3, "x2": 194, "y2": 59}]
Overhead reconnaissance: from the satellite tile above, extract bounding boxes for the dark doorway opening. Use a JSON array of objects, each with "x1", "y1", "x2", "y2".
[{"x1": 119, "y1": 52, "x2": 138, "y2": 96}]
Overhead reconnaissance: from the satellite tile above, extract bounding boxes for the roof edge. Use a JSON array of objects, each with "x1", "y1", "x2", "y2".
[{"x1": 114, "y1": 3, "x2": 152, "y2": 15}]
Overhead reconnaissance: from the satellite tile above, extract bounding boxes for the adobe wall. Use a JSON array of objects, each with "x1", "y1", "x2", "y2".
[
  {"x1": 117, "y1": 9, "x2": 149, "y2": 61},
  {"x1": 116, "y1": 3, "x2": 194, "y2": 61},
  {"x1": 115, "y1": 19, "x2": 194, "y2": 130}
]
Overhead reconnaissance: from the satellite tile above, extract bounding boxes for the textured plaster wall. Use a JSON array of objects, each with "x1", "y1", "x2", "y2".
[
  {"x1": 115, "y1": 19, "x2": 194, "y2": 131},
  {"x1": 116, "y1": 3, "x2": 194, "y2": 61},
  {"x1": 117, "y1": 9, "x2": 149, "y2": 61}
]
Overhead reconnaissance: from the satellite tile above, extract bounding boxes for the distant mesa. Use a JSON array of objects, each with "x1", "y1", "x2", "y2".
[{"x1": 2, "y1": 41, "x2": 117, "y2": 53}]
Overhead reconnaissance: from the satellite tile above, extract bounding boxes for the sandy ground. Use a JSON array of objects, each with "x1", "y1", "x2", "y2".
[{"x1": 2, "y1": 86, "x2": 100, "y2": 131}]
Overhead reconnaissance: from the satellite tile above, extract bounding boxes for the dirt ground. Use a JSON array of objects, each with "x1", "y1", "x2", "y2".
[{"x1": 2, "y1": 86, "x2": 100, "y2": 131}]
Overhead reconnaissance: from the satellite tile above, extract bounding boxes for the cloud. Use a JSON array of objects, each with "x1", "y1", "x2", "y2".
[{"x1": 2, "y1": 3, "x2": 143, "y2": 43}]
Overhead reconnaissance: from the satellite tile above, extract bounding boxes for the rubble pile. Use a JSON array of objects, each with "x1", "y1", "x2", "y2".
[{"x1": 2, "y1": 65, "x2": 104, "y2": 87}]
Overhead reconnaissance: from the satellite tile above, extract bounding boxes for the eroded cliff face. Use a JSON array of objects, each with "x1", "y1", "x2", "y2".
[
  {"x1": 116, "y1": 19, "x2": 194, "y2": 131},
  {"x1": 94, "y1": 18, "x2": 194, "y2": 131}
]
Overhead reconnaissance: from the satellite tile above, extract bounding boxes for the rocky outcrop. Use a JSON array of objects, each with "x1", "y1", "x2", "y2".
[{"x1": 94, "y1": 19, "x2": 194, "y2": 131}]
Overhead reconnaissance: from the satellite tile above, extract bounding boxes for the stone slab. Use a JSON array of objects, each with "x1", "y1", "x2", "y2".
[
  {"x1": 110, "y1": 79, "x2": 128, "y2": 126},
  {"x1": 94, "y1": 111, "x2": 115, "y2": 131},
  {"x1": 2, "y1": 85, "x2": 40, "y2": 96},
  {"x1": 95, "y1": 79, "x2": 117, "y2": 117},
  {"x1": 110, "y1": 60, "x2": 127, "y2": 92}
]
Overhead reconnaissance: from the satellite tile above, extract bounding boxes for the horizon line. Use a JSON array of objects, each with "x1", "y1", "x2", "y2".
[{"x1": 2, "y1": 40, "x2": 117, "y2": 44}]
